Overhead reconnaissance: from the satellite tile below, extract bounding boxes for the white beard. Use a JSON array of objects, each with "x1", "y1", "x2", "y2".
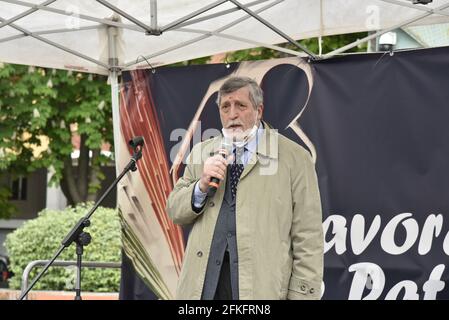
[{"x1": 222, "y1": 124, "x2": 258, "y2": 147}]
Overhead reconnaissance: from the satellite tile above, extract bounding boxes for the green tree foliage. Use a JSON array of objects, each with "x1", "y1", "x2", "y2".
[
  {"x1": 0, "y1": 63, "x2": 113, "y2": 217},
  {"x1": 5, "y1": 203, "x2": 121, "y2": 292},
  {"x1": 0, "y1": 186, "x2": 17, "y2": 218}
]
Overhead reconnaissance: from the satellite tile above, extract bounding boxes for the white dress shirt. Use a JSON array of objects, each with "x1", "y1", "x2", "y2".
[{"x1": 193, "y1": 122, "x2": 264, "y2": 208}]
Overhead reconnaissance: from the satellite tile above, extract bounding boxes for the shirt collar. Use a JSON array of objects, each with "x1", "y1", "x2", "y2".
[
  {"x1": 211, "y1": 121, "x2": 277, "y2": 159},
  {"x1": 232, "y1": 121, "x2": 264, "y2": 154}
]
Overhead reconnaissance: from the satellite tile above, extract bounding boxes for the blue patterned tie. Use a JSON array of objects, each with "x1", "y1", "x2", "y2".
[{"x1": 230, "y1": 147, "x2": 245, "y2": 199}]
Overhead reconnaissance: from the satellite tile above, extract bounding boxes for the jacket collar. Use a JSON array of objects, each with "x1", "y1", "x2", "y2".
[{"x1": 255, "y1": 121, "x2": 278, "y2": 160}]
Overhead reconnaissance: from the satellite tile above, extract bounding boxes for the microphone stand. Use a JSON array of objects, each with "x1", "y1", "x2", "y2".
[{"x1": 19, "y1": 138, "x2": 144, "y2": 300}]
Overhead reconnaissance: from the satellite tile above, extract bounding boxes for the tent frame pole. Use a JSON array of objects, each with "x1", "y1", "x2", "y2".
[
  {"x1": 0, "y1": 0, "x2": 272, "y2": 34},
  {"x1": 1, "y1": 0, "x2": 144, "y2": 32},
  {"x1": 0, "y1": 0, "x2": 300, "y2": 69},
  {"x1": 228, "y1": 0, "x2": 317, "y2": 60},
  {"x1": 171, "y1": 0, "x2": 271, "y2": 30},
  {"x1": 321, "y1": 2, "x2": 449, "y2": 60},
  {"x1": 160, "y1": 0, "x2": 228, "y2": 32},
  {"x1": 0, "y1": 16, "x2": 109, "y2": 69},
  {"x1": 150, "y1": 0, "x2": 157, "y2": 31},
  {"x1": 0, "y1": 25, "x2": 104, "y2": 44},
  {"x1": 125, "y1": 0, "x2": 284, "y2": 68},
  {"x1": 107, "y1": 26, "x2": 121, "y2": 176},
  {"x1": 0, "y1": 0, "x2": 56, "y2": 29},
  {"x1": 96, "y1": 0, "x2": 160, "y2": 35},
  {"x1": 379, "y1": 0, "x2": 449, "y2": 17},
  {"x1": 174, "y1": 27, "x2": 305, "y2": 56}
]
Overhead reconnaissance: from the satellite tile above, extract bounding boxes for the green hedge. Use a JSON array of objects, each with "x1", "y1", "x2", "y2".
[{"x1": 5, "y1": 203, "x2": 121, "y2": 292}]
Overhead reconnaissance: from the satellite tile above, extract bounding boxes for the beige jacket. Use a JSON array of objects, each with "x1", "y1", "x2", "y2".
[{"x1": 166, "y1": 124, "x2": 323, "y2": 299}]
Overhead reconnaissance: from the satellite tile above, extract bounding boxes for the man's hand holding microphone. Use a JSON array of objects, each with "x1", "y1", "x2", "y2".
[{"x1": 199, "y1": 139, "x2": 233, "y2": 198}]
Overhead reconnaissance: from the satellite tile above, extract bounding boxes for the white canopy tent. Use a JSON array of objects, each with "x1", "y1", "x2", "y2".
[
  {"x1": 2, "y1": 0, "x2": 449, "y2": 160},
  {"x1": 2, "y1": 0, "x2": 449, "y2": 72}
]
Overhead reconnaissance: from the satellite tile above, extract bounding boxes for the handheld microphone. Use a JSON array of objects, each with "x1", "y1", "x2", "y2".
[
  {"x1": 207, "y1": 138, "x2": 232, "y2": 198},
  {"x1": 128, "y1": 136, "x2": 144, "y2": 170}
]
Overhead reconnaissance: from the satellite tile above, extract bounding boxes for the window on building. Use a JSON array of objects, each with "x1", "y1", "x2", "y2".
[{"x1": 10, "y1": 177, "x2": 27, "y2": 201}]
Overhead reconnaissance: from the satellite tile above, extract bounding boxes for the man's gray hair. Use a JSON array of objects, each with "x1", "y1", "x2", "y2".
[{"x1": 216, "y1": 76, "x2": 263, "y2": 109}]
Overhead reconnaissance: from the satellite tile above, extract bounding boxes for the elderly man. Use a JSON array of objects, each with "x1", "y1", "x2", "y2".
[{"x1": 166, "y1": 76, "x2": 323, "y2": 300}]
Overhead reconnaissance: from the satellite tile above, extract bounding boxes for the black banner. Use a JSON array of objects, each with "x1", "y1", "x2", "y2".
[{"x1": 120, "y1": 46, "x2": 449, "y2": 300}]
